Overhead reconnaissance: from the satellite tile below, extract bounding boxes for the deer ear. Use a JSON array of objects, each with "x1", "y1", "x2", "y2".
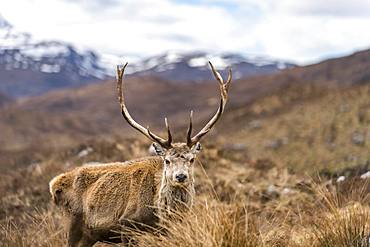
[
  {"x1": 191, "y1": 142, "x2": 201, "y2": 154},
  {"x1": 151, "y1": 143, "x2": 166, "y2": 156}
]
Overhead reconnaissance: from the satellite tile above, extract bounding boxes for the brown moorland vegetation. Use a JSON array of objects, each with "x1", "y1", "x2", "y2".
[{"x1": 0, "y1": 50, "x2": 369, "y2": 246}]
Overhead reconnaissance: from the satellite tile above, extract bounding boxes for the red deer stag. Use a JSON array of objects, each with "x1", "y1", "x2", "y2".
[{"x1": 49, "y1": 62, "x2": 232, "y2": 247}]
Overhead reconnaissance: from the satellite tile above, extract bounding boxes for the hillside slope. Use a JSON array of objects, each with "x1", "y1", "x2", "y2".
[
  {"x1": 0, "y1": 49, "x2": 369, "y2": 155},
  {"x1": 0, "y1": 91, "x2": 12, "y2": 106}
]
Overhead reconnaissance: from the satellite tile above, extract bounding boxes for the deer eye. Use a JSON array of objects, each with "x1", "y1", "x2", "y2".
[
  {"x1": 190, "y1": 158, "x2": 195, "y2": 163},
  {"x1": 165, "y1": 159, "x2": 170, "y2": 165}
]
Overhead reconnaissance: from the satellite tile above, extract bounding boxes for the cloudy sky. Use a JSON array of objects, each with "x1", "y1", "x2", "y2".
[{"x1": 0, "y1": 0, "x2": 369, "y2": 64}]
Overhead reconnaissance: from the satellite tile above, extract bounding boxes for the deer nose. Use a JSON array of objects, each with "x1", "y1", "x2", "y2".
[{"x1": 175, "y1": 174, "x2": 187, "y2": 183}]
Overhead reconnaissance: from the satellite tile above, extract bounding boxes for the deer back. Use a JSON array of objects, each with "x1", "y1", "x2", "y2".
[{"x1": 50, "y1": 157, "x2": 163, "y2": 223}]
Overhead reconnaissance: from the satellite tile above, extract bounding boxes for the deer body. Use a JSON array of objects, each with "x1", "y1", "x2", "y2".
[
  {"x1": 49, "y1": 62, "x2": 231, "y2": 247},
  {"x1": 50, "y1": 155, "x2": 196, "y2": 246}
]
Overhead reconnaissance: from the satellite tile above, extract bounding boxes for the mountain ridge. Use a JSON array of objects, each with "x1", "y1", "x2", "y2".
[
  {"x1": 126, "y1": 51, "x2": 296, "y2": 82},
  {"x1": 0, "y1": 16, "x2": 295, "y2": 97},
  {"x1": 0, "y1": 16, "x2": 108, "y2": 97}
]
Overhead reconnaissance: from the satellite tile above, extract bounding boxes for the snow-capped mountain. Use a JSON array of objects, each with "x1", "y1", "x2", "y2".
[
  {"x1": 0, "y1": 15, "x2": 108, "y2": 97},
  {"x1": 0, "y1": 15, "x2": 295, "y2": 98},
  {"x1": 126, "y1": 51, "x2": 295, "y2": 82}
]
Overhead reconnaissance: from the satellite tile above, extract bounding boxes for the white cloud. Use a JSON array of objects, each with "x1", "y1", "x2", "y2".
[
  {"x1": 0, "y1": 0, "x2": 369, "y2": 64},
  {"x1": 271, "y1": 0, "x2": 370, "y2": 17}
]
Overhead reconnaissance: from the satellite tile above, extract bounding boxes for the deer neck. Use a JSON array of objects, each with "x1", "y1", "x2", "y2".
[{"x1": 157, "y1": 172, "x2": 195, "y2": 218}]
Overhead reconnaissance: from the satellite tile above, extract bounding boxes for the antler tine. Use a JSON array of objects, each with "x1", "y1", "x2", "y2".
[
  {"x1": 187, "y1": 62, "x2": 232, "y2": 147},
  {"x1": 117, "y1": 63, "x2": 128, "y2": 106},
  {"x1": 147, "y1": 127, "x2": 170, "y2": 147},
  {"x1": 226, "y1": 67, "x2": 232, "y2": 90},
  {"x1": 116, "y1": 63, "x2": 172, "y2": 148},
  {"x1": 164, "y1": 117, "x2": 172, "y2": 147},
  {"x1": 186, "y1": 110, "x2": 193, "y2": 147},
  {"x1": 209, "y1": 61, "x2": 224, "y2": 85}
]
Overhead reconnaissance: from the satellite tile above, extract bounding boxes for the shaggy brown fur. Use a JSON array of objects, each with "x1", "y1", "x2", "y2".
[
  {"x1": 49, "y1": 144, "x2": 198, "y2": 247},
  {"x1": 157, "y1": 144, "x2": 196, "y2": 219},
  {"x1": 50, "y1": 156, "x2": 164, "y2": 246}
]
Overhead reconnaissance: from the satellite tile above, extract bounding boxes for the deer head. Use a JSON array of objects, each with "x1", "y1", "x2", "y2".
[{"x1": 116, "y1": 62, "x2": 231, "y2": 186}]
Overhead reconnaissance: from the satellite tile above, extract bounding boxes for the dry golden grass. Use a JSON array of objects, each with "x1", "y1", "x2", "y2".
[
  {"x1": 1, "y1": 209, "x2": 66, "y2": 247},
  {"x1": 222, "y1": 84, "x2": 370, "y2": 174},
  {"x1": 0, "y1": 137, "x2": 368, "y2": 246},
  {"x1": 130, "y1": 191, "x2": 369, "y2": 247},
  {"x1": 1, "y1": 171, "x2": 368, "y2": 247}
]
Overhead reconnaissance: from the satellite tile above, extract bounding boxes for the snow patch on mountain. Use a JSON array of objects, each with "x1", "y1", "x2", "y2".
[
  {"x1": 188, "y1": 56, "x2": 207, "y2": 67},
  {"x1": 21, "y1": 42, "x2": 70, "y2": 59},
  {"x1": 40, "y1": 63, "x2": 60, "y2": 73}
]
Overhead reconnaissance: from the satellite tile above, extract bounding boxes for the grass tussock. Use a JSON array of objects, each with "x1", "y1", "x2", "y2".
[
  {"x1": 129, "y1": 201, "x2": 260, "y2": 247},
  {"x1": 0, "y1": 209, "x2": 66, "y2": 247},
  {"x1": 311, "y1": 202, "x2": 370, "y2": 247},
  {"x1": 301, "y1": 182, "x2": 370, "y2": 247}
]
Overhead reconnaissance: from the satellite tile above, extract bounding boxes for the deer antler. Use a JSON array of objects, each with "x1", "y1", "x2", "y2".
[
  {"x1": 187, "y1": 62, "x2": 232, "y2": 147},
  {"x1": 117, "y1": 63, "x2": 172, "y2": 148}
]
